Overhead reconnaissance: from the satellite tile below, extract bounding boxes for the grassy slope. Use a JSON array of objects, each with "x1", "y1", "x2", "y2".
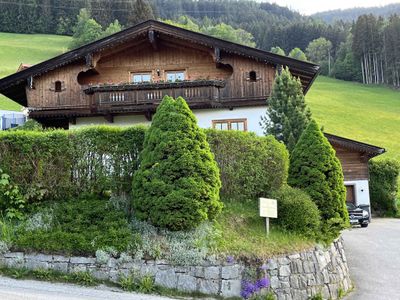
[
  {"x1": 0, "y1": 32, "x2": 71, "y2": 111},
  {"x1": 307, "y1": 76, "x2": 400, "y2": 161}
]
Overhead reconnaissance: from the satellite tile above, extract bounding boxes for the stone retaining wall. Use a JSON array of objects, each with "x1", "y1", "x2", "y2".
[{"x1": 0, "y1": 238, "x2": 351, "y2": 299}]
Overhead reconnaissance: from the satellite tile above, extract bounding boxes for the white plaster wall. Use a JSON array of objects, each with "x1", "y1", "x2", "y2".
[
  {"x1": 193, "y1": 106, "x2": 267, "y2": 135},
  {"x1": 70, "y1": 106, "x2": 268, "y2": 134},
  {"x1": 344, "y1": 180, "x2": 370, "y2": 207}
]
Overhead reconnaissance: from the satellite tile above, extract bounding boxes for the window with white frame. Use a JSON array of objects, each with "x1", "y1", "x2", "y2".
[
  {"x1": 166, "y1": 70, "x2": 185, "y2": 82},
  {"x1": 131, "y1": 73, "x2": 152, "y2": 83}
]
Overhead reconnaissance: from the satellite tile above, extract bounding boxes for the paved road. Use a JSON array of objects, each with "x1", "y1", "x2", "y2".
[
  {"x1": 0, "y1": 276, "x2": 176, "y2": 300},
  {"x1": 342, "y1": 218, "x2": 400, "y2": 300}
]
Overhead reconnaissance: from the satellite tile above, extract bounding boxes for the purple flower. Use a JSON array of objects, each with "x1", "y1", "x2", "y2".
[
  {"x1": 226, "y1": 255, "x2": 234, "y2": 263},
  {"x1": 260, "y1": 263, "x2": 268, "y2": 270},
  {"x1": 241, "y1": 281, "x2": 256, "y2": 299},
  {"x1": 255, "y1": 277, "x2": 270, "y2": 289}
]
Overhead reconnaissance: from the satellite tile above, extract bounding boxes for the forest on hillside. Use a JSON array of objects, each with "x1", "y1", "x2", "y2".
[
  {"x1": 313, "y1": 3, "x2": 400, "y2": 23},
  {"x1": 0, "y1": 0, "x2": 399, "y2": 88}
]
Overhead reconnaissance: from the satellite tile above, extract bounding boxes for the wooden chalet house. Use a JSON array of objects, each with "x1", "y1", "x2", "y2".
[{"x1": 0, "y1": 20, "x2": 384, "y2": 211}]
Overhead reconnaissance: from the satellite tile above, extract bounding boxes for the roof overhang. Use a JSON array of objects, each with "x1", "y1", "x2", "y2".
[
  {"x1": 0, "y1": 20, "x2": 320, "y2": 107},
  {"x1": 325, "y1": 133, "x2": 385, "y2": 159}
]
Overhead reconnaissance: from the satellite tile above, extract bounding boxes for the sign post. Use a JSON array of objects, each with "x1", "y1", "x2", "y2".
[{"x1": 259, "y1": 198, "x2": 277, "y2": 236}]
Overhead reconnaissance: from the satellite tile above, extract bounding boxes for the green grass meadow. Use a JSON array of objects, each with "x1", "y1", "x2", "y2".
[
  {"x1": 307, "y1": 76, "x2": 400, "y2": 161},
  {"x1": 0, "y1": 32, "x2": 71, "y2": 110}
]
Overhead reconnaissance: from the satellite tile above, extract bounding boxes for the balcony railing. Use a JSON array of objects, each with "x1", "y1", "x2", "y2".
[{"x1": 84, "y1": 80, "x2": 226, "y2": 111}]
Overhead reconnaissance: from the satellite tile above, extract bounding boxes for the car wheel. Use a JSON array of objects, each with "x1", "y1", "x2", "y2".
[{"x1": 361, "y1": 223, "x2": 368, "y2": 228}]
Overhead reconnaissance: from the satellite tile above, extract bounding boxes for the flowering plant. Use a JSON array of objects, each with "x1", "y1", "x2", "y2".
[{"x1": 241, "y1": 277, "x2": 270, "y2": 299}]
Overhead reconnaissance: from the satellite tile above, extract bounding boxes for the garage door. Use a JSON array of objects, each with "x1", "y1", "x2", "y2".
[{"x1": 346, "y1": 185, "x2": 355, "y2": 204}]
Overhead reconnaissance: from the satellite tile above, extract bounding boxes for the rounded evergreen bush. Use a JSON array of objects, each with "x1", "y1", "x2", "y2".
[
  {"x1": 288, "y1": 120, "x2": 348, "y2": 240},
  {"x1": 272, "y1": 185, "x2": 321, "y2": 238},
  {"x1": 369, "y1": 159, "x2": 400, "y2": 216},
  {"x1": 206, "y1": 130, "x2": 289, "y2": 202},
  {"x1": 132, "y1": 96, "x2": 222, "y2": 231}
]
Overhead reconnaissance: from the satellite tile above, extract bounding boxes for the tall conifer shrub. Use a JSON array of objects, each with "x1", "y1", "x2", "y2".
[
  {"x1": 288, "y1": 120, "x2": 349, "y2": 240},
  {"x1": 132, "y1": 96, "x2": 222, "y2": 230},
  {"x1": 261, "y1": 67, "x2": 311, "y2": 151}
]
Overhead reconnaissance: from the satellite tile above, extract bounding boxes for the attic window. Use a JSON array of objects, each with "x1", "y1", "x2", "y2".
[
  {"x1": 55, "y1": 81, "x2": 62, "y2": 92},
  {"x1": 249, "y1": 71, "x2": 257, "y2": 82}
]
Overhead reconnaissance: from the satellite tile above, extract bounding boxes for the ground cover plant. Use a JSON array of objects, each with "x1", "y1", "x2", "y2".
[{"x1": 13, "y1": 196, "x2": 134, "y2": 256}]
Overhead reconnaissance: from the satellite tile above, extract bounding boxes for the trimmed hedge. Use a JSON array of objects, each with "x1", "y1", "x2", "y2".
[
  {"x1": 0, "y1": 126, "x2": 146, "y2": 202},
  {"x1": 369, "y1": 159, "x2": 400, "y2": 216},
  {"x1": 132, "y1": 97, "x2": 222, "y2": 230},
  {"x1": 206, "y1": 129, "x2": 289, "y2": 201},
  {"x1": 272, "y1": 185, "x2": 321, "y2": 238},
  {"x1": 0, "y1": 125, "x2": 289, "y2": 205}
]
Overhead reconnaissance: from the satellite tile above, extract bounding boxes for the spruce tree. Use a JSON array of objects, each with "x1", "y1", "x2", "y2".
[
  {"x1": 128, "y1": 0, "x2": 155, "y2": 26},
  {"x1": 261, "y1": 67, "x2": 311, "y2": 151},
  {"x1": 132, "y1": 96, "x2": 222, "y2": 231},
  {"x1": 288, "y1": 120, "x2": 349, "y2": 239}
]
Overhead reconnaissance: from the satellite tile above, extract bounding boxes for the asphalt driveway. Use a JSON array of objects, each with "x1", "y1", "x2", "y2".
[
  {"x1": 0, "y1": 276, "x2": 174, "y2": 300},
  {"x1": 342, "y1": 218, "x2": 400, "y2": 300}
]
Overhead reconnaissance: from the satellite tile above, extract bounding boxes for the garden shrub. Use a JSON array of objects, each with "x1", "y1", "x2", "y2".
[
  {"x1": 369, "y1": 159, "x2": 400, "y2": 216},
  {"x1": 0, "y1": 130, "x2": 72, "y2": 202},
  {"x1": 288, "y1": 120, "x2": 348, "y2": 241},
  {"x1": 14, "y1": 197, "x2": 134, "y2": 256},
  {"x1": 0, "y1": 126, "x2": 146, "y2": 202},
  {"x1": 206, "y1": 130, "x2": 289, "y2": 202},
  {"x1": 132, "y1": 96, "x2": 222, "y2": 231},
  {"x1": 271, "y1": 185, "x2": 321, "y2": 238},
  {"x1": 71, "y1": 126, "x2": 146, "y2": 195}
]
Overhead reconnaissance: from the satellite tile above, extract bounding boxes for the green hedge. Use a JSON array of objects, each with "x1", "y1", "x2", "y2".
[
  {"x1": 206, "y1": 129, "x2": 289, "y2": 201},
  {"x1": 0, "y1": 126, "x2": 288, "y2": 204},
  {"x1": 0, "y1": 126, "x2": 146, "y2": 202},
  {"x1": 272, "y1": 185, "x2": 321, "y2": 239},
  {"x1": 369, "y1": 159, "x2": 400, "y2": 216}
]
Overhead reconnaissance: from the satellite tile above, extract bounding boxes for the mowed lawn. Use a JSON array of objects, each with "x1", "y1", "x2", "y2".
[
  {"x1": 0, "y1": 32, "x2": 71, "y2": 110},
  {"x1": 307, "y1": 76, "x2": 400, "y2": 161}
]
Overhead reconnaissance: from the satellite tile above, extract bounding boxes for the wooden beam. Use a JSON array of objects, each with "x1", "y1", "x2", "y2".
[
  {"x1": 148, "y1": 30, "x2": 158, "y2": 50},
  {"x1": 144, "y1": 111, "x2": 153, "y2": 121},
  {"x1": 104, "y1": 113, "x2": 114, "y2": 123},
  {"x1": 214, "y1": 47, "x2": 221, "y2": 63},
  {"x1": 27, "y1": 76, "x2": 34, "y2": 90}
]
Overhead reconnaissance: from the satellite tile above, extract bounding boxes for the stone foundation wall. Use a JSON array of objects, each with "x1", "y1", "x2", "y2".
[{"x1": 0, "y1": 238, "x2": 351, "y2": 299}]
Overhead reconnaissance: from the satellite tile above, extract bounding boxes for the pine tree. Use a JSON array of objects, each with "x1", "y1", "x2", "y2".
[
  {"x1": 128, "y1": 0, "x2": 154, "y2": 26},
  {"x1": 261, "y1": 67, "x2": 311, "y2": 151},
  {"x1": 288, "y1": 120, "x2": 349, "y2": 240},
  {"x1": 132, "y1": 96, "x2": 222, "y2": 231}
]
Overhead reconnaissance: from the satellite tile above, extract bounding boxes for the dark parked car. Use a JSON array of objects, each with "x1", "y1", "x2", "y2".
[{"x1": 346, "y1": 203, "x2": 370, "y2": 227}]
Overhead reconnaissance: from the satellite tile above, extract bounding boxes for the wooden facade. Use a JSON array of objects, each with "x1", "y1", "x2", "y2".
[
  {"x1": 0, "y1": 20, "x2": 319, "y2": 127},
  {"x1": 325, "y1": 133, "x2": 385, "y2": 182}
]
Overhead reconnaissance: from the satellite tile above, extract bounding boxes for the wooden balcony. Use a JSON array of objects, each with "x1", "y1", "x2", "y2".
[{"x1": 84, "y1": 80, "x2": 227, "y2": 112}]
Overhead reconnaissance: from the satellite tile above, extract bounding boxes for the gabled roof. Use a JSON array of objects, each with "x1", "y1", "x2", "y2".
[
  {"x1": 0, "y1": 20, "x2": 320, "y2": 107},
  {"x1": 325, "y1": 133, "x2": 385, "y2": 159}
]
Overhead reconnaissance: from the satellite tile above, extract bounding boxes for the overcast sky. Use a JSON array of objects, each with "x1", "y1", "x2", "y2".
[{"x1": 268, "y1": 0, "x2": 400, "y2": 15}]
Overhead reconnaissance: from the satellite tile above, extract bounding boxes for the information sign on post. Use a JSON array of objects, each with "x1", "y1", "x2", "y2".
[{"x1": 259, "y1": 198, "x2": 277, "y2": 236}]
